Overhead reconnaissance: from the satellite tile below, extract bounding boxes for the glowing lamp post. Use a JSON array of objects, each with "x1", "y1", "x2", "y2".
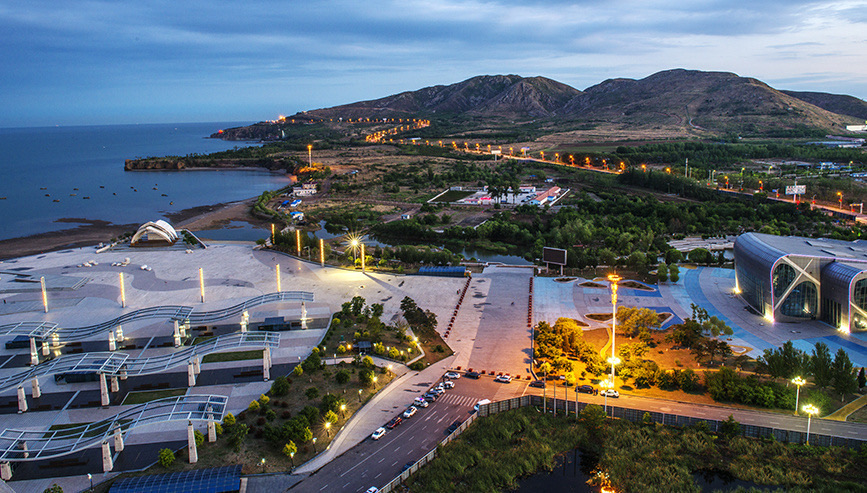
[
  {"x1": 600, "y1": 379, "x2": 614, "y2": 414},
  {"x1": 838, "y1": 191, "x2": 843, "y2": 209},
  {"x1": 307, "y1": 144, "x2": 312, "y2": 166},
  {"x1": 372, "y1": 376, "x2": 378, "y2": 390},
  {"x1": 803, "y1": 404, "x2": 819, "y2": 445},
  {"x1": 198, "y1": 268, "x2": 205, "y2": 303},
  {"x1": 276, "y1": 264, "x2": 281, "y2": 292},
  {"x1": 792, "y1": 376, "x2": 806, "y2": 415},
  {"x1": 325, "y1": 421, "x2": 331, "y2": 437},
  {"x1": 608, "y1": 273, "x2": 622, "y2": 381},
  {"x1": 312, "y1": 437, "x2": 317, "y2": 453},
  {"x1": 260, "y1": 457, "x2": 266, "y2": 473},
  {"x1": 358, "y1": 389, "x2": 362, "y2": 402},
  {"x1": 295, "y1": 230, "x2": 301, "y2": 256},
  {"x1": 119, "y1": 272, "x2": 126, "y2": 308},
  {"x1": 360, "y1": 243, "x2": 366, "y2": 272},
  {"x1": 319, "y1": 238, "x2": 325, "y2": 267},
  {"x1": 340, "y1": 403, "x2": 346, "y2": 418},
  {"x1": 40, "y1": 276, "x2": 48, "y2": 313}
]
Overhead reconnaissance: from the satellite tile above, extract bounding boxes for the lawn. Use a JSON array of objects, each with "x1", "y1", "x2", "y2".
[
  {"x1": 201, "y1": 349, "x2": 263, "y2": 364},
  {"x1": 121, "y1": 388, "x2": 187, "y2": 406}
]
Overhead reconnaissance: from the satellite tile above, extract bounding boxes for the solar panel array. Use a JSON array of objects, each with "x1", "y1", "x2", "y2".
[{"x1": 108, "y1": 464, "x2": 241, "y2": 493}]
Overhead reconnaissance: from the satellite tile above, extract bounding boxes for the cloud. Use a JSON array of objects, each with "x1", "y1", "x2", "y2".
[{"x1": 0, "y1": 0, "x2": 865, "y2": 126}]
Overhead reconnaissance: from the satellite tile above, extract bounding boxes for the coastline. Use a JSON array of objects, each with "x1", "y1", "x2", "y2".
[{"x1": 0, "y1": 198, "x2": 263, "y2": 261}]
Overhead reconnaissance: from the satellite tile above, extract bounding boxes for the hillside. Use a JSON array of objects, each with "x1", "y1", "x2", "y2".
[
  {"x1": 782, "y1": 90, "x2": 867, "y2": 121},
  {"x1": 215, "y1": 70, "x2": 866, "y2": 141}
]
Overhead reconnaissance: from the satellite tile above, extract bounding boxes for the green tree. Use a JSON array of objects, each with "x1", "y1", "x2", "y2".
[
  {"x1": 812, "y1": 342, "x2": 833, "y2": 388},
  {"x1": 283, "y1": 440, "x2": 297, "y2": 458},
  {"x1": 718, "y1": 414, "x2": 741, "y2": 440},
  {"x1": 248, "y1": 400, "x2": 260, "y2": 411},
  {"x1": 669, "y1": 264, "x2": 680, "y2": 282},
  {"x1": 359, "y1": 368, "x2": 374, "y2": 386},
  {"x1": 270, "y1": 376, "x2": 290, "y2": 396},
  {"x1": 293, "y1": 365, "x2": 303, "y2": 377},
  {"x1": 259, "y1": 394, "x2": 270, "y2": 406},
  {"x1": 657, "y1": 262, "x2": 668, "y2": 282},
  {"x1": 688, "y1": 248, "x2": 714, "y2": 265},
  {"x1": 223, "y1": 412, "x2": 236, "y2": 426},
  {"x1": 335, "y1": 369, "x2": 350, "y2": 384},
  {"x1": 350, "y1": 296, "x2": 366, "y2": 316},
  {"x1": 325, "y1": 410, "x2": 339, "y2": 425},
  {"x1": 42, "y1": 484, "x2": 63, "y2": 493},
  {"x1": 158, "y1": 448, "x2": 176, "y2": 467},
  {"x1": 578, "y1": 404, "x2": 607, "y2": 434},
  {"x1": 831, "y1": 348, "x2": 856, "y2": 400},
  {"x1": 228, "y1": 424, "x2": 249, "y2": 452},
  {"x1": 859, "y1": 367, "x2": 866, "y2": 389},
  {"x1": 302, "y1": 426, "x2": 313, "y2": 442},
  {"x1": 616, "y1": 307, "x2": 661, "y2": 337},
  {"x1": 194, "y1": 430, "x2": 205, "y2": 447}
]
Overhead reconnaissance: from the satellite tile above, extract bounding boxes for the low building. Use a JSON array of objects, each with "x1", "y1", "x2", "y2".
[
  {"x1": 290, "y1": 211, "x2": 304, "y2": 221},
  {"x1": 293, "y1": 182, "x2": 318, "y2": 196},
  {"x1": 130, "y1": 220, "x2": 179, "y2": 247},
  {"x1": 734, "y1": 232, "x2": 867, "y2": 332}
]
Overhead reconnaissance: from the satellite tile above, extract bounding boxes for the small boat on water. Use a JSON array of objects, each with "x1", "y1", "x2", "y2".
[
  {"x1": 83, "y1": 196, "x2": 90, "y2": 199},
  {"x1": 170, "y1": 201, "x2": 174, "y2": 205},
  {"x1": 70, "y1": 193, "x2": 76, "y2": 196},
  {"x1": 40, "y1": 187, "x2": 47, "y2": 190},
  {"x1": 153, "y1": 187, "x2": 158, "y2": 190},
  {"x1": 99, "y1": 185, "x2": 105, "y2": 188},
  {"x1": 113, "y1": 192, "x2": 117, "y2": 195},
  {"x1": 53, "y1": 199, "x2": 60, "y2": 202},
  {"x1": 45, "y1": 193, "x2": 50, "y2": 197},
  {"x1": 73, "y1": 188, "x2": 79, "y2": 190},
  {"x1": 161, "y1": 193, "x2": 168, "y2": 197}
]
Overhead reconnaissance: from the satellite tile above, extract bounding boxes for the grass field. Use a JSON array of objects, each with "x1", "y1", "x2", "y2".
[
  {"x1": 121, "y1": 388, "x2": 187, "y2": 406},
  {"x1": 201, "y1": 349, "x2": 263, "y2": 364}
]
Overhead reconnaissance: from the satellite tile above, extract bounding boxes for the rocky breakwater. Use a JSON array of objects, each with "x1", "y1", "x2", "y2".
[{"x1": 125, "y1": 158, "x2": 187, "y2": 170}]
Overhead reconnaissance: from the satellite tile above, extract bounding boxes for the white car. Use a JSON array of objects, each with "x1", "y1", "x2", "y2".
[
  {"x1": 413, "y1": 397, "x2": 429, "y2": 408},
  {"x1": 434, "y1": 383, "x2": 445, "y2": 392},
  {"x1": 371, "y1": 427, "x2": 386, "y2": 440},
  {"x1": 600, "y1": 389, "x2": 620, "y2": 398},
  {"x1": 445, "y1": 371, "x2": 460, "y2": 379},
  {"x1": 366, "y1": 488, "x2": 379, "y2": 493},
  {"x1": 494, "y1": 374, "x2": 512, "y2": 383},
  {"x1": 403, "y1": 406, "x2": 418, "y2": 418},
  {"x1": 443, "y1": 380, "x2": 455, "y2": 389}
]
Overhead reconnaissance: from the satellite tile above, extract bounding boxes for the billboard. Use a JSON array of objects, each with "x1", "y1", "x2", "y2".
[
  {"x1": 542, "y1": 247, "x2": 567, "y2": 266},
  {"x1": 785, "y1": 185, "x2": 806, "y2": 195}
]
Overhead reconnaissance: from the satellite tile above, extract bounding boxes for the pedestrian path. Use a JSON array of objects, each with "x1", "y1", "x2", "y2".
[{"x1": 825, "y1": 394, "x2": 867, "y2": 421}]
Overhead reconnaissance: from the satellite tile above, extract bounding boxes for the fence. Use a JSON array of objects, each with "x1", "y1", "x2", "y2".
[{"x1": 378, "y1": 393, "x2": 866, "y2": 492}]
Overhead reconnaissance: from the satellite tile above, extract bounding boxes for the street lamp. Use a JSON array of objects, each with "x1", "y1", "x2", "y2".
[
  {"x1": 792, "y1": 376, "x2": 806, "y2": 415},
  {"x1": 340, "y1": 403, "x2": 346, "y2": 418},
  {"x1": 838, "y1": 191, "x2": 843, "y2": 209},
  {"x1": 312, "y1": 437, "x2": 317, "y2": 453},
  {"x1": 358, "y1": 389, "x2": 362, "y2": 402},
  {"x1": 372, "y1": 376, "x2": 378, "y2": 390},
  {"x1": 88, "y1": 473, "x2": 93, "y2": 491},
  {"x1": 290, "y1": 451, "x2": 295, "y2": 470},
  {"x1": 325, "y1": 421, "x2": 331, "y2": 437},
  {"x1": 600, "y1": 379, "x2": 614, "y2": 414},
  {"x1": 608, "y1": 273, "x2": 622, "y2": 381},
  {"x1": 307, "y1": 144, "x2": 312, "y2": 166},
  {"x1": 803, "y1": 404, "x2": 819, "y2": 445},
  {"x1": 260, "y1": 457, "x2": 266, "y2": 473}
]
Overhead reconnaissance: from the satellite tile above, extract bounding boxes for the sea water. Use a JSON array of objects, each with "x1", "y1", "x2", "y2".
[{"x1": 0, "y1": 122, "x2": 288, "y2": 241}]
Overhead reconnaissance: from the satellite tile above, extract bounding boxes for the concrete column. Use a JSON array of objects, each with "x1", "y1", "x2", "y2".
[
  {"x1": 41, "y1": 340, "x2": 49, "y2": 356},
  {"x1": 116, "y1": 324, "x2": 124, "y2": 342},
  {"x1": 29, "y1": 337, "x2": 38, "y2": 366},
  {"x1": 263, "y1": 348, "x2": 271, "y2": 381},
  {"x1": 31, "y1": 378, "x2": 40, "y2": 399},
  {"x1": 108, "y1": 331, "x2": 116, "y2": 351},
  {"x1": 20, "y1": 442, "x2": 28, "y2": 459},
  {"x1": 187, "y1": 361, "x2": 196, "y2": 387},
  {"x1": 17, "y1": 386, "x2": 27, "y2": 413},
  {"x1": 207, "y1": 420, "x2": 216, "y2": 443},
  {"x1": 187, "y1": 421, "x2": 198, "y2": 464},
  {"x1": 301, "y1": 301, "x2": 308, "y2": 330},
  {"x1": 0, "y1": 462, "x2": 11, "y2": 481},
  {"x1": 119, "y1": 368, "x2": 128, "y2": 381},
  {"x1": 193, "y1": 356, "x2": 201, "y2": 375},
  {"x1": 240, "y1": 320, "x2": 247, "y2": 333},
  {"x1": 99, "y1": 373, "x2": 109, "y2": 407},
  {"x1": 113, "y1": 426, "x2": 124, "y2": 452},
  {"x1": 110, "y1": 376, "x2": 119, "y2": 393},
  {"x1": 173, "y1": 320, "x2": 181, "y2": 347},
  {"x1": 51, "y1": 334, "x2": 59, "y2": 349},
  {"x1": 101, "y1": 440, "x2": 113, "y2": 472}
]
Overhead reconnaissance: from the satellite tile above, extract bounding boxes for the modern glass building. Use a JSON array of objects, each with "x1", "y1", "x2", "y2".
[{"x1": 733, "y1": 232, "x2": 867, "y2": 332}]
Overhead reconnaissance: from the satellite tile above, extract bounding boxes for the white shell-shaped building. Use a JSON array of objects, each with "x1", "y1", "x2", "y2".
[{"x1": 130, "y1": 220, "x2": 179, "y2": 246}]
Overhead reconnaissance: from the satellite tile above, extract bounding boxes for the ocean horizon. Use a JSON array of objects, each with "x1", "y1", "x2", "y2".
[{"x1": 0, "y1": 122, "x2": 289, "y2": 241}]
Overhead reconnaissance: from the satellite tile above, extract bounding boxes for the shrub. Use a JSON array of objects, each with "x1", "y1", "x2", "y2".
[
  {"x1": 270, "y1": 376, "x2": 290, "y2": 396},
  {"x1": 194, "y1": 430, "x2": 205, "y2": 447},
  {"x1": 281, "y1": 410, "x2": 292, "y2": 419},
  {"x1": 293, "y1": 365, "x2": 303, "y2": 377},
  {"x1": 336, "y1": 369, "x2": 351, "y2": 384},
  {"x1": 259, "y1": 394, "x2": 270, "y2": 406},
  {"x1": 227, "y1": 424, "x2": 249, "y2": 452},
  {"x1": 223, "y1": 413, "x2": 236, "y2": 426},
  {"x1": 283, "y1": 440, "x2": 297, "y2": 458},
  {"x1": 361, "y1": 355, "x2": 374, "y2": 368},
  {"x1": 158, "y1": 448, "x2": 175, "y2": 467},
  {"x1": 337, "y1": 344, "x2": 347, "y2": 354},
  {"x1": 248, "y1": 400, "x2": 260, "y2": 412},
  {"x1": 359, "y1": 368, "x2": 374, "y2": 386},
  {"x1": 305, "y1": 387, "x2": 320, "y2": 399},
  {"x1": 214, "y1": 423, "x2": 223, "y2": 436},
  {"x1": 43, "y1": 484, "x2": 63, "y2": 493},
  {"x1": 719, "y1": 414, "x2": 741, "y2": 439},
  {"x1": 325, "y1": 410, "x2": 339, "y2": 425},
  {"x1": 321, "y1": 393, "x2": 344, "y2": 414},
  {"x1": 265, "y1": 409, "x2": 277, "y2": 421},
  {"x1": 409, "y1": 361, "x2": 425, "y2": 371}
]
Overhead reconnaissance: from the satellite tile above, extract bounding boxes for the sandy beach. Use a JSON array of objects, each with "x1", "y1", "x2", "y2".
[{"x1": 0, "y1": 197, "x2": 262, "y2": 261}]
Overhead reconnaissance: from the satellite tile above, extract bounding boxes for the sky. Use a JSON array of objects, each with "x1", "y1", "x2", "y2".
[{"x1": 1, "y1": 0, "x2": 866, "y2": 128}]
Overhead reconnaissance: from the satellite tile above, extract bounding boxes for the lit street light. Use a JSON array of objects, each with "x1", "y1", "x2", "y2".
[
  {"x1": 88, "y1": 473, "x2": 93, "y2": 491},
  {"x1": 290, "y1": 451, "x2": 295, "y2": 470},
  {"x1": 803, "y1": 404, "x2": 819, "y2": 445},
  {"x1": 600, "y1": 379, "x2": 614, "y2": 414},
  {"x1": 312, "y1": 437, "x2": 317, "y2": 453},
  {"x1": 372, "y1": 376, "x2": 378, "y2": 390},
  {"x1": 358, "y1": 389, "x2": 362, "y2": 402},
  {"x1": 792, "y1": 376, "x2": 806, "y2": 415},
  {"x1": 260, "y1": 457, "x2": 266, "y2": 473},
  {"x1": 307, "y1": 144, "x2": 312, "y2": 166},
  {"x1": 608, "y1": 273, "x2": 622, "y2": 381},
  {"x1": 325, "y1": 421, "x2": 331, "y2": 437},
  {"x1": 340, "y1": 403, "x2": 346, "y2": 418}
]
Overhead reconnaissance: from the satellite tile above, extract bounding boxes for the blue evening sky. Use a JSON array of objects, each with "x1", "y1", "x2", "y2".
[{"x1": 1, "y1": 0, "x2": 866, "y2": 127}]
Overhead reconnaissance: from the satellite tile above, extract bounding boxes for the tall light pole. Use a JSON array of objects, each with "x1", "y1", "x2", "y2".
[
  {"x1": 88, "y1": 473, "x2": 93, "y2": 491},
  {"x1": 319, "y1": 238, "x2": 325, "y2": 267},
  {"x1": 198, "y1": 268, "x2": 205, "y2": 303},
  {"x1": 600, "y1": 379, "x2": 614, "y2": 415},
  {"x1": 838, "y1": 191, "x2": 843, "y2": 209},
  {"x1": 276, "y1": 264, "x2": 281, "y2": 292},
  {"x1": 307, "y1": 144, "x2": 312, "y2": 166},
  {"x1": 803, "y1": 404, "x2": 818, "y2": 445},
  {"x1": 792, "y1": 376, "x2": 806, "y2": 416},
  {"x1": 608, "y1": 274, "x2": 622, "y2": 381},
  {"x1": 119, "y1": 272, "x2": 126, "y2": 308},
  {"x1": 40, "y1": 276, "x2": 48, "y2": 313}
]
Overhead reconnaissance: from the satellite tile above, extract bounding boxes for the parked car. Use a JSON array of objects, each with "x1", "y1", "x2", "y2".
[
  {"x1": 494, "y1": 374, "x2": 512, "y2": 383},
  {"x1": 600, "y1": 389, "x2": 620, "y2": 398},
  {"x1": 430, "y1": 387, "x2": 444, "y2": 396},
  {"x1": 446, "y1": 420, "x2": 462, "y2": 434},
  {"x1": 366, "y1": 488, "x2": 379, "y2": 493},
  {"x1": 414, "y1": 397, "x2": 429, "y2": 408},
  {"x1": 371, "y1": 427, "x2": 386, "y2": 440},
  {"x1": 443, "y1": 380, "x2": 455, "y2": 389},
  {"x1": 445, "y1": 371, "x2": 460, "y2": 379},
  {"x1": 401, "y1": 461, "x2": 414, "y2": 473},
  {"x1": 577, "y1": 385, "x2": 594, "y2": 394},
  {"x1": 529, "y1": 380, "x2": 546, "y2": 388},
  {"x1": 403, "y1": 406, "x2": 418, "y2": 419},
  {"x1": 386, "y1": 416, "x2": 403, "y2": 429},
  {"x1": 434, "y1": 383, "x2": 445, "y2": 392},
  {"x1": 424, "y1": 393, "x2": 438, "y2": 403},
  {"x1": 465, "y1": 371, "x2": 480, "y2": 379},
  {"x1": 473, "y1": 399, "x2": 491, "y2": 412}
]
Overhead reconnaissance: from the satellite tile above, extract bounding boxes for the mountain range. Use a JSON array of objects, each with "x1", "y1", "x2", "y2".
[{"x1": 217, "y1": 69, "x2": 867, "y2": 140}]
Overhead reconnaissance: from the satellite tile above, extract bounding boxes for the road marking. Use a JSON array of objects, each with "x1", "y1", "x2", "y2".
[
  {"x1": 394, "y1": 446, "x2": 400, "y2": 452},
  {"x1": 375, "y1": 472, "x2": 382, "y2": 478},
  {"x1": 378, "y1": 457, "x2": 384, "y2": 463}
]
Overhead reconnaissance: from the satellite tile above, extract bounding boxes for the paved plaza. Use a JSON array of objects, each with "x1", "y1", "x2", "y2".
[{"x1": 532, "y1": 266, "x2": 867, "y2": 366}]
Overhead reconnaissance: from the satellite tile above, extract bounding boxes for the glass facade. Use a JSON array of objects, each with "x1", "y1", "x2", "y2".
[
  {"x1": 780, "y1": 281, "x2": 817, "y2": 318},
  {"x1": 736, "y1": 264, "x2": 765, "y2": 314},
  {"x1": 854, "y1": 279, "x2": 867, "y2": 312},
  {"x1": 773, "y1": 263, "x2": 797, "y2": 297},
  {"x1": 821, "y1": 297, "x2": 841, "y2": 327},
  {"x1": 853, "y1": 312, "x2": 867, "y2": 332}
]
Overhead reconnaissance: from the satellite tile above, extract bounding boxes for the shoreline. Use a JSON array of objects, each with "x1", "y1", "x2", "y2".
[{"x1": 0, "y1": 198, "x2": 263, "y2": 261}]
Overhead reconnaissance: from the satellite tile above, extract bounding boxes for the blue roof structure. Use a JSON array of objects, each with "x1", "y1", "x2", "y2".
[
  {"x1": 109, "y1": 465, "x2": 241, "y2": 493},
  {"x1": 418, "y1": 266, "x2": 467, "y2": 277}
]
